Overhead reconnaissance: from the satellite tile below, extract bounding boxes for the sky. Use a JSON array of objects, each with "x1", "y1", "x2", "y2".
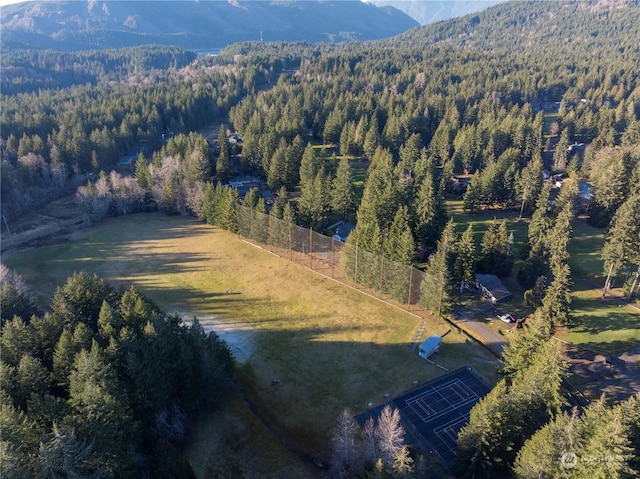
[{"x1": 0, "y1": 0, "x2": 25, "y2": 7}]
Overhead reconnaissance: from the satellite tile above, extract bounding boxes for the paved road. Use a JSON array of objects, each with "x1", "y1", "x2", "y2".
[{"x1": 453, "y1": 308, "x2": 508, "y2": 357}]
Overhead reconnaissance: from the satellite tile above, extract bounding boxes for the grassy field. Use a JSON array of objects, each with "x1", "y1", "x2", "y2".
[
  {"x1": 446, "y1": 199, "x2": 530, "y2": 256},
  {"x1": 558, "y1": 282, "x2": 640, "y2": 355},
  {"x1": 568, "y1": 216, "x2": 607, "y2": 283},
  {"x1": 4, "y1": 212, "x2": 499, "y2": 472}
]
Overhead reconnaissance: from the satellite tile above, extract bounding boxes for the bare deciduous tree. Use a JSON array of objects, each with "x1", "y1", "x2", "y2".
[
  {"x1": 375, "y1": 405, "x2": 407, "y2": 469},
  {"x1": 330, "y1": 408, "x2": 360, "y2": 478}
]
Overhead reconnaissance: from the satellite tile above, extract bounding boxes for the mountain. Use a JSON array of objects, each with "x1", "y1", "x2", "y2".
[
  {"x1": 367, "y1": 0, "x2": 506, "y2": 25},
  {"x1": 396, "y1": 0, "x2": 640, "y2": 53},
  {"x1": 0, "y1": 0, "x2": 419, "y2": 51}
]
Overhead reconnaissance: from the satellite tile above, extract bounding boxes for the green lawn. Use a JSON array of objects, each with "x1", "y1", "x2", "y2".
[
  {"x1": 4, "y1": 212, "x2": 498, "y2": 460},
  {"x1": 446, "y1": 200, "x2": 639, "y2": 356},
  {"x1": 559, "y1": 282, "x2": 640, "y2": 355},
  {"x1": 568, "y1": 216, "x2": 606, "y2": 283},
  {"x1": 446, "y1": 199, "x2": 530, "y2": 256}
]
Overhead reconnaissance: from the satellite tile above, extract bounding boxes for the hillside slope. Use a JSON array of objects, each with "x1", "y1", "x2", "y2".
[{"x1": 0, "y1": 0, "x2": 419, "y2": 50}]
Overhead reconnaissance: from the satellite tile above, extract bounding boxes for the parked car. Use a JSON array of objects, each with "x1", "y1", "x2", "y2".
[{"x1": 497, "y1": 313, "x2": 516, "y2": 323}]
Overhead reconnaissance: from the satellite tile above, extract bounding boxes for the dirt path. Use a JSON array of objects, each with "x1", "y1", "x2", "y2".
[{"x1": 179, "y1": 312, "x2": 257, "y2": 364}]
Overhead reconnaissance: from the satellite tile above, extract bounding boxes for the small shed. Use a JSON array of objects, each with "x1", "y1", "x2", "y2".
[{"x1": 418, "y1": 334, "x2": 442, "y2": 360}]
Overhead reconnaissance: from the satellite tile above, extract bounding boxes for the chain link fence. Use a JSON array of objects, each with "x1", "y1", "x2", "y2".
[{"x1": 235, "y1": 205, "x2": 431, "y2": 315}]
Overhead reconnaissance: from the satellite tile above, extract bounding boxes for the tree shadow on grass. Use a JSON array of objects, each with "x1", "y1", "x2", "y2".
[
  {"x1": 568, "y1": 282, "x2": 640, "y2": 336},
  {"x1": 222, "y1": 323, "x2": 499, "y2": 462}
]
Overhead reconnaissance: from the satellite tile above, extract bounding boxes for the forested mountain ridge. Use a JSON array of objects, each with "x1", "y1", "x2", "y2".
[
  {"x1": 397, "y1": 0, "x2": 640, "y2": 55},
  {"x1": 0, "y1": 0, "x2": 419, "y2": 50}
]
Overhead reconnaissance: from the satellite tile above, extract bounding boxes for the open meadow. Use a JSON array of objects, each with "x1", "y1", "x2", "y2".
[{"x1": 4, "y1": 212, "x2": 499, "y2": 473}]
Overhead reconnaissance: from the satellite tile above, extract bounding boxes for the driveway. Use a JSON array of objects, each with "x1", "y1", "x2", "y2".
[{"x1": 453, "y1": 307, "x2": 508, "y2": 356}]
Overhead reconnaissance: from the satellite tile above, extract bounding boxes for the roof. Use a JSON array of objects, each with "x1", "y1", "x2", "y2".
[
  {"x1": 475, "y1": 274, "x2": 512, "y2": 303},
  {"x1": 333, "y1": 222, "x2": 355, "y2": 242},
  {"x1": 419, "y1": 334, "x2": 442, "y2": 354}
]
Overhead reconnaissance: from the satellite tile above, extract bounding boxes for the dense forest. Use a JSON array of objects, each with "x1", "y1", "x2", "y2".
[
  {"x1": 2, "y1": 0, "x2": 640, "y2": 477},
  {"x1": 0, "y1": 269, "x2": 234, "y2": 477}
]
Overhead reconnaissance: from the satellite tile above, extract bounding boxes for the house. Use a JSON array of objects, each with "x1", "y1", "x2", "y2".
[
  {"x1": 418, "y1": 334, "x2": 442, "y2": 361},
  {"x1": 475, "y1": 274, "x2": 512, "y2": 303},
  {"x1": 333, "y1": 222, "x2": 355, "y2": 243}
]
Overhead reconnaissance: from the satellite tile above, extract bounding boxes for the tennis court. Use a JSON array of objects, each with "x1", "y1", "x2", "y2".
[{"x1": 355, "y1": 366, "x2": 491, "y2": 469}]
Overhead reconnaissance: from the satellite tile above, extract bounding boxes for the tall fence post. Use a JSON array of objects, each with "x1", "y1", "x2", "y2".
[
  {"x1": 250, "y1": 206, "x2": 253, "y2": 240},
  {"x1": 354, "y1": 241, "x2": 359, "y2": 289},
  {"x1": 379, "y1": 256, "x2": 384, "y2": 298},
  {"x1": 407, "y1": 267, "x2": 413, "y2": 310},
  {"x1": 309, "y1": 228, "x2": 313, "y2": 269},
  {"x1": 331, "y1": 236, "x2": 335, "y2": 278}
]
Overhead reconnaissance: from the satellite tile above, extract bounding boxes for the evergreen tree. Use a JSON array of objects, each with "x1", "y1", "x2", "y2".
[
  {"x1": 527, "y1": 180, "x2": 554, "y2": 254},
  {"x1": 271, "y1": 186, "x2": 288, "y2": 220},
  {"x1": 15, "y1": 355, "x2": 50, "y2": 409},
  {"x1": 513, "y1": 408, "x2": 578, "y2": 479},
  {"x1": 68, "y1": 343, "x2": 140, "y2": 476},
  {"x1": 539, "y1": 262, "x2": 573, "y2": 329},
  {"x1": 456, "y1": 342, "x2": 566, "y2": 479},
  {"x1": 601, "y1": 194, "x2": 640, "y2": 298},
  {"x1": 299, "y1": 143, "x2": 321, "y2": 185},
  {"x1": 0, "y1": 276, "x2": 38, "y2": 326},
  {"x1": 52, "y1": 328, "x2": 77, "y2": 389},
  {"x1": 216, "y1": 125, "x2": 231, "y2": 182},
  {"x1": 97, "y1": 300, "x2": 120, "y2": 343},
  {"x1": 453, "y1": 224, "x2": 477, "y2": 288},
  {"x1": 354, "y1": 148, "x2": 399, "y2": 247},
  {"x1": 218, "y1": 187, "x2": 239, "y2": 232},
  {"x1": 331, "y1": 157, "x2": 356, "y2": 221},
  {"x1": 478, "y1": 220, "x2": 513, "y2": 277},
  {"x1": 363, "y1": 114, "x2": 381, "y2": 160},
  {"x1": 201, "y1": 181, "x2": 216, "y2": 225},
  {"x1": 501, "y1": 313, "x2": 552, "y2": 380},
  {"x1": 553, "y1": 128, "x2": 570, "y2": 171},
  {"x1": 285, "y1": 134, "x2": 305, "y2": 189},
  {"x1": 523, "y1": 275, "x2": 547, "y2": 308},
  {"x1": 50, "y1": 272, "x2": 111, "y2": 330},
  {"x1": 119, "y1": 285, "x2": 156, "y2": 332},
  {"x1": 462, "y1": 172, "x2": 483, "y2": 213},
  {"x1": 243, "y1": 186, "x2": 261, "y2": 209},
  {"x1": 454, "y1": 381, "x2": 512, "y2": 479},
  {"x1": 282, "y1": 202, "x2": 297, "y2": 251},
  {"x1": 515, "y1": 395, "x2": 637, "y2": 479},
  {"x1": 134, "y1": 154, "x2": 151, "y2": 192},
  {"x1": 588, "y1": 148, "x2": 630, "y2": 227},
  {"x1": 419, "y1": 220, "x2": 456, "y2": 319},
  {"x1": 267, "y1": 138, "x2": 288, "y2": 190},
  {"x1": 298, "y1": 168, "x2": 331, "y2": 231},
  {"x1": 413, "y1": 159, "x2": 447, "y2": 254},
  {"x1": 516, "y1": 154, "x2": 544, "y2": 218},
  {"x1": 399, "y1": 133, "x2": 423, "y2": 174},
  {"x1": 383, "y1": 207, "x2": 414, "y2": 303}
]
